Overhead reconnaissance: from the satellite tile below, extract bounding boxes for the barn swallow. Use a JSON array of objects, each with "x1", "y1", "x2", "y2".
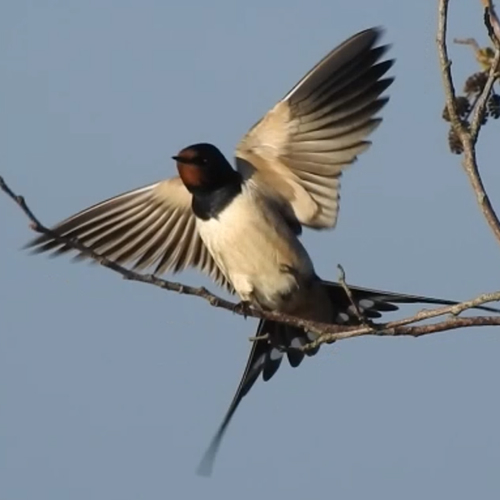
[{"x1": 26, "y1": 27, "x2": 500, "y2": 475}]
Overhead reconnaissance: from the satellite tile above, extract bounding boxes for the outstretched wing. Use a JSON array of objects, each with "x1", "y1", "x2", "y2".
[
  {"x1": 236, "y1": 27, "x2": 393, "y2": 229},
  {"x1": 26, "y1": 177, "x2": 231, "y2": 290}
]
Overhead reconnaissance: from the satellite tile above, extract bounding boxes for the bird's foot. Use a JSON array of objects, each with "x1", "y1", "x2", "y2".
[{"x1": 233, "y1": 300, "x2": 252, "y2": 319}]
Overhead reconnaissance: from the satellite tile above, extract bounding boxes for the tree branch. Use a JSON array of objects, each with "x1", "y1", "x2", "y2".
[
  {"x1": 437, "y1": 0, "x2": 500, "y2": 247},
  {"x1": 305, "y1": 316, "x2": 500, "y2": 350},
  {"x1": 304, "y1": 294, "x2": 500, "y2": 349},
  {"x1": 2, "y1": 174, "x2": 500, "y2": 350}
]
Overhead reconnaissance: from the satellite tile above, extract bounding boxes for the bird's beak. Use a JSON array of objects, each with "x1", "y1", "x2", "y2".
[{"x1": 172, "y1": 155, "x2": 181, "y2": 162}]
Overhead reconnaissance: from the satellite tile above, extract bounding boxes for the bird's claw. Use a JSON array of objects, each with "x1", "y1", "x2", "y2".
[{"x1": 233, "y1": 300, "x2": 252, "y2": 319}]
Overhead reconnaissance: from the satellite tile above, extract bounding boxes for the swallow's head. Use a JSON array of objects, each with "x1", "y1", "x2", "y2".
[{"x1": 173, "y1": 143, "x2": 236, "y2": 193}]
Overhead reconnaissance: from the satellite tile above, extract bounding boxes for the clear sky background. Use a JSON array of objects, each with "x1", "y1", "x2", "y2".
[{"x1": 2, "y1": 1, "x2": 500, "y2": 499}]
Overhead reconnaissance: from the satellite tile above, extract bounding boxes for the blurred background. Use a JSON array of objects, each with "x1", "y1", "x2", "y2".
[{"x1": 1, "y1": 1, "x2": 499, "y2": 499}]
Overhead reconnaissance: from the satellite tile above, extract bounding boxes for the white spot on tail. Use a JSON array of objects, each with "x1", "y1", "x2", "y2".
[
  {"x1": 270, "y1": 348, "x2": 282, "y2": 361},
  {"x1": 337, "y1": 312, "x2": 350, "y2": 323},
  {"x1": 359, "y1": 299, "x2": 375, "y2": 310}
]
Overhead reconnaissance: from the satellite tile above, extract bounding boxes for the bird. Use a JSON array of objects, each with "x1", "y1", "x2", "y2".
[{"x1": 25, "y1": 27, "x2": 500, "y2": 475}]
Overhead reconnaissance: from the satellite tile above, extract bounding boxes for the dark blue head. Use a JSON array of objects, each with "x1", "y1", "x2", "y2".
[
  {"x1": 173, "y1": 143, "x2": 238, "y2": 194},
  {"x1": 173, "y1": 143, "x2": 243, "y2": 219}
]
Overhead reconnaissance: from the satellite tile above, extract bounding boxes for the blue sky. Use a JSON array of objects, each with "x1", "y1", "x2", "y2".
[{"x1": 2, "y1": 1, "x2": 500, "y2": 499}]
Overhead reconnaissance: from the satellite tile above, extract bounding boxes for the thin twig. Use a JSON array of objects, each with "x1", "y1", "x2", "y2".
[
  {"x1": 304, "y1": 315, "x2": 500, "y2": 350},
  {"x1": 469, "y1": 48, "x2": 500, "y2": 138},
  {"x1": 248, "y1": 334, "x2": 269, "y2": 342},
  {"x1": 337, "y1": 264, "x2": 370, "y2": 326},
  {"x1": 454, "y1": 37, "x2": 481, "y2": 51}
]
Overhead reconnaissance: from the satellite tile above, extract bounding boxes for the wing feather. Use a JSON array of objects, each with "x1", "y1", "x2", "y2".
[
  {"x1": 236, "y1": 27, "x2": 394, "y2": 228},
  {"x1": 26, "y1": 177, "x2": 231, "y2": 290}
]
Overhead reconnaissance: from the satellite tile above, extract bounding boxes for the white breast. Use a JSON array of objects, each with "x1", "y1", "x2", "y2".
[{"x1": 196, "y1": 183, "x2": 315, "y2": 310}]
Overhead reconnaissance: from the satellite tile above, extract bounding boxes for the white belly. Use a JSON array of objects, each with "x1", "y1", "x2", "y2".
[{"x1": 196, "y1": 186, "x2": 314, "y2": 310}]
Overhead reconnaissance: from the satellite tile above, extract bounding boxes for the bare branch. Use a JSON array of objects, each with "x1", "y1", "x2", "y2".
[
  {"x1": 2, "y1": 174, "x2": 500, "y2": 351},
  {"x1": 437, "y1": 0, "x2": 500, "y2": 247},
  {"x1": 454, "y1": 38, "x2": 481, "y2": 52},
  {"x1": 469, "y1": 48, "x2": 500, "y2": 138},
  {"x1": 304, "y1": 316, "x2": 500, "y2": 350},
  {"x1": 483, "y1": 0, "x2": 500, "y2": 43},
  {"x1": 304, "y1": 292, "x2": 500, "y2": 349},
  {"x1": 337, "y1": 264, "x2": 371, "y2": 326},
  {"x1": 437, "y1": 0, "x2": 465, "y2": 134}
]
